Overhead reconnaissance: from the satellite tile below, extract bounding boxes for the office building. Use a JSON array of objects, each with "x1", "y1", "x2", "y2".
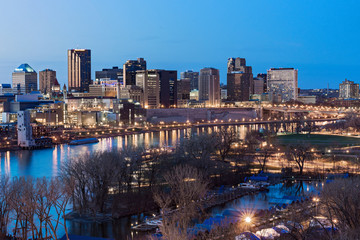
[
  {"x1": 136, "y1": 70, "x2": 160, "y2": 108},
  {"x1": 89, "y1": 80, "x2": 118, "y2": 98},
  {"x1": 253, "y1": 73, "x2": 267, "y2": 95},
  {"x1": 199, "y1": 68, "x2": 220, "y2": 106},
  {"x1": 180, "y1": 70, "x2": 199, "y2": 90},
  {"x1": 221, "y1": 88, "x2": 228, "y2": 100},
  {"x1": 12, "y1": 64, "x2": 38, "y2": 94},
  {"x1": 177, "y1": 78, "x2": 191, "y2": 107},
  {"x1": 123, "y1": 58, "x2": 146, "y2": 86},
  {"x1": 227, "y1": 58, "x2": 253, "y2": 101},
  {"x1": 339, "y1": 79, "x2": 359, "y2": 99},
  {"x1": 117, "y1": 85, "x2": 144, "y2": 106},
  {"x1": 68, "y1": 49, "x2": 91, "y2": 92},
  {"x1": 158, "y1": 70, "x2": 177, "y2": 108},
  {"x1": 0, "y1": 84, "x2": 15, "y2": 95},
  {"x1": 95, "y1": 66, "x2": 123, "y2": 85},
  {"x1": 267, "y1": 68, "x2": 298, "y2": 102},
  {"x1": 136, "y1": 69, "x2": 177, "y2": 108},
  {"x1": 39, "y1": 69, "x2": 57, "y2": 94}
]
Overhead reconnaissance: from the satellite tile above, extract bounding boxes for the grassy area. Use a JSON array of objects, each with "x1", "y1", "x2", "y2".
[{"x1": 275, "y1": 134, "x2": 360, "y2": 147}]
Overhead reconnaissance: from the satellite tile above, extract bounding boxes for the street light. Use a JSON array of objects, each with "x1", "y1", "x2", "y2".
[{"x1": 313, "y1": 197, "x2": 320, "y2": 215}]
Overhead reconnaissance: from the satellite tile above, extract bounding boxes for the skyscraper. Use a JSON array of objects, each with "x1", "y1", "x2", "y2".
[
  {"x1": 339, "y1": 79, "x2": 359, "y2": 99},
  {"x1": 123, "y1": 58, "x2": 146, "y2": 86},
  {"x1": 180, "y1": 70, "x2": 199, "y2": 90},
  {"x1": 12, "y1": 63, "x2": 37, "y2": 94},
  {"x1": 227, "y1": 57, "x2": 253, "y2": 101},
  {"x1": 199, "y1": 68, "x2": 220, "y2": 107},
  {"x1": 135, "y1": 69, "x2": 177, "y2": 108},
  {"x1": 158, "y1": 70, "x2": 177, "y2": 108},
  {"x1": 68, "y1": 49, "x2": 91, "y2": 92},
  {"x1": 39, "y1": 69, "x2": 57, "y2": 94},
  {"x1": 267, "y1": 68, "x2": 298, "y2": 103},
  {"x1": 136, "y1": 70, "x2": 160, "y2": 108}
]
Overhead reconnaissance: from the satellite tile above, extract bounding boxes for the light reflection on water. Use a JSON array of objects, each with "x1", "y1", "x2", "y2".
[{"x1": 0, "y1": 125, "x2": 254, "y2": 239}]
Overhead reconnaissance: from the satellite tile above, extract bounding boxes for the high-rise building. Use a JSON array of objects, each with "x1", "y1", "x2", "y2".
[
  {"x1": 339, "y1": 79, "x2": 359, "y2": 99},
  {"x1": 39, "y1": 69, "x2": 57, "y2": 94},
  {"x1": 68, "y1": 49, "x2": 91, "y2": 92},
  {"x1": 267, "y1": 68, "x2": 298, "y2": 103},
  {"x1": 135, "y1": 69, "x2": 177, "y2": 108},
  {"x1": 177, "y1": 78, "x2": 191, "y2": 107},
  {"x1": 123, "y1": 58, "x2": 146, "y2": 86},
  {"x1": 227, "y1": 58, "x2": 253, "y2": 101},
  {"x1": 12, "y1": 63, "x2": 37, "y2": 94},
  {"x1": 95, "y1": 66, "x2": 123, "y2": 84},
  {"x1": 136, "y1": 70, "x2": 160, "y2": 108},
  {"x1": 199, "y1": 68, "x2": 220, "y2": 107},
  {"x1": 180, "y1": 70, "x2": 199, "y2": 90},
  {"x1": 158, "y1": 70, "x2": 177, "y2": 108},
  {"x1": 253, "y1": 73, "x2": 267, "y2": 95}
]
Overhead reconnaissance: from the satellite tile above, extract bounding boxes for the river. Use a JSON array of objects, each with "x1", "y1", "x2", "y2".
[{"x1": 0, "y1": 124, "x2": 309, "y2": 239}]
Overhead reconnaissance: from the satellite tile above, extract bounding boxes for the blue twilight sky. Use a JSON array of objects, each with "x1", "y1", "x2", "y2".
[{"x1": 0, "y1": 0, "x2": 359, "y2": 89}]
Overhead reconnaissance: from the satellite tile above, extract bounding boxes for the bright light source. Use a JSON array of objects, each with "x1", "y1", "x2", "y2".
[{"x1": 245, "y1": 217, "x2": 251, "y2": 223}]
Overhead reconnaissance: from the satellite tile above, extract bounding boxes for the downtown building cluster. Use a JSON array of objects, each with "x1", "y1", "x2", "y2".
[{"x1": 0, "y1": 51, "x2": 306, "y2": 129}]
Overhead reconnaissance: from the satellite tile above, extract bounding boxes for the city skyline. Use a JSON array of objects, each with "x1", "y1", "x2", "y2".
[{"x1": 0, "y1": 0, "x2": 359, "y2": 89}]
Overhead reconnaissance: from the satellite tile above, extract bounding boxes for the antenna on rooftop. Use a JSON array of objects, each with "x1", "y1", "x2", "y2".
[{"x1": 327, "y1": 83, "x2": 329, "y2": 96}]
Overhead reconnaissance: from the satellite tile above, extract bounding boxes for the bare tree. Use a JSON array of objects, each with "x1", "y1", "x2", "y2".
[
  {"x1": 215, "y1": 127, "x2": 239, "y2": 161},
  {"x1": 176, "y1": 133, "x2": 217, "y2": 172},
  {"x1": 153, "y1": 165, "x2": 209, "y2": 240},
  {"x1": 285, "y1": 143, "x2": 313, "y2": 175},
  {"x1": 6, "y1": 177, "x2": 71, "y2": 240},
  {"x1": 0, "y1": 175, "x2": 11, "y2": 237},
  {"x1": 321, "y1": 177, "x2": 360, "y2": 238}
]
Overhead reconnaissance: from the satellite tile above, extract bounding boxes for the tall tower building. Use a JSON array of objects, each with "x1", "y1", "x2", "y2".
[
  {"x1": 12, "y1": 63, "x2": 37, "y2": 94},
  {"x1": 68, "y1": 49, "x2": 91, "y2": 92},
  {"x1": 135, "y1": 69, "x2": 177, "y2": 108},
  {"x1": 39, "y1": 69, "x2": 57, "y2": 94},
  {"x1": 339, "y1": 79, "x2": 359, "y2": 99},
  {"x1": 227, "y1": 57, "x2": 253, "y2": 101},
  {"x1": 267, "y1": 68, "x2": 298, "y2": 103},
  {"x1": 199, "y1": 68, "x2": 220, "y2": 107},
  {"x1": 123, "y1": 58, "x2": 146, "y2": 86},
  {"x1": 158, "y1": 70, "x2": 177, "y2": 108},
  {"x1": 180, "y1": 70, "x2": 199, "y2": 90},
  {"x1": 136, "y1": 70, "x2": 160, "y2": 108}
]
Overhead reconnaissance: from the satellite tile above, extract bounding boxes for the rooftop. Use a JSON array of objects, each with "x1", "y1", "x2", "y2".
[{"x1": 14, "y1": 63, "x2": 36, "y2": 73}]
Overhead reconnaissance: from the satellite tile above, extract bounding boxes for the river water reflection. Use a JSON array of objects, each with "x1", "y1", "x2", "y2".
[{"x1": 0, "y1": 124, "x2": 293, "y2": 239}]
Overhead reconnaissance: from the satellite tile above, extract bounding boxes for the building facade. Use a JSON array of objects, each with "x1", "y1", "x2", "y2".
[
  {"x1": 339, "y1": 79, "x2": 359, "y2": 99},
  {"x1": 177, "y1": 78, "x2": 191, "y2": 107},
  {"x1": 123, "y1": 58, "x2": 146, "y2": 86},
  {"x1": 199, "y1": 68, "x2": 220, "y2": 107},
  {"x1": 253, "y1": 73, "x2": 267, "y2": 95},
  {"x1": 39, "y1": 69, "x2": 57, "y2": 95},
  {"x1": 180, "y1": 70, "x2": 199, "y2": 90},
  {"x1": 95, "y1": 66, "x2": 123, "y2": 85},
  {"x1": 12, "y1": 64, "x2": 37, "y2": 94},
  {"x1": 227, "y1": 58, "x2": 253, "y2": 102},
  {"x1": 158, "y1": 70, "x2": 177, "y2": 108},
  {"x1": 267, "y1": 68, "x2": 298, "y2": 103},
  {"x1": 136, "y1": 70, "x2": 160, "y2": 108},
  {"x1": 68, "y1": 49, "x2": 91, "y2": 92}
]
